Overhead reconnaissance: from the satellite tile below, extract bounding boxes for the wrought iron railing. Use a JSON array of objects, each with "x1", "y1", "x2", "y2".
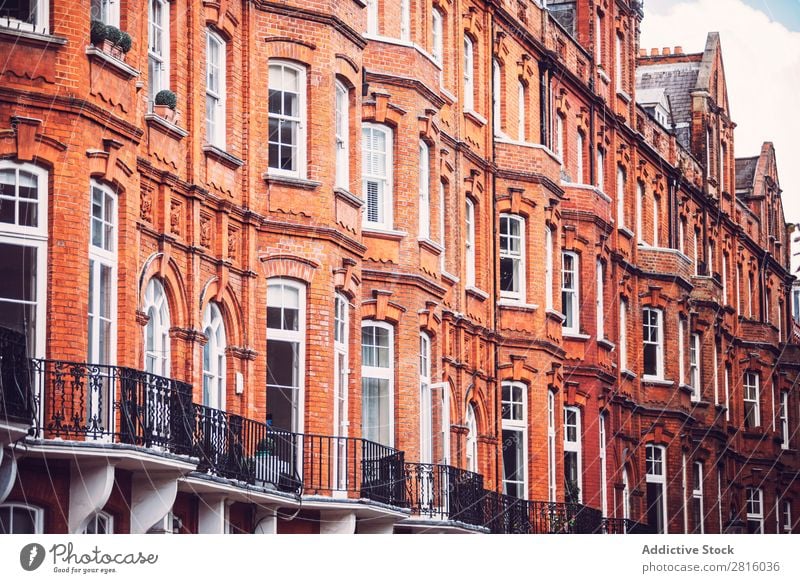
[
  {"x1": 0, "y1": 327, "x2": 36, "y2": 426},
  {"x1": 404, "y1": 462, "x2": 485, "y2": 526},
  {"x1": 482, "y1": 491, "x2": 605, "y2": 534},
  {"x1": 31, "y1": 359, "x2": 194, "y2": 454},
  {"x1": 192, "y1": 404, "x2": 406, "y2": 505},
  {"x1": 601, "y1": 517, "x2": 653, "y2": 534}
]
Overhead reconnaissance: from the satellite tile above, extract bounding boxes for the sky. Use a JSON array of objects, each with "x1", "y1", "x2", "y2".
[{"x1": 640, "y1": 0, "x2": 800, "y2": 222}]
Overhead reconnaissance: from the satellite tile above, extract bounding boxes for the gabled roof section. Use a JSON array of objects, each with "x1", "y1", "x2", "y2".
[
  {"x1": 735, "y1": 156, "x2": 758, "y2": 192},
  {"x1": 694, "y1": 32, "x2": 731, "y2": 117}
]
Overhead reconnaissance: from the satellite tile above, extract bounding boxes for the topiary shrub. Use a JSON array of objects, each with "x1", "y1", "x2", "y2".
[
  {"x1": 104, "y1": 25, "x2": 123, "y2": 46},
  {"x1": 117, "y1": 31, "x2": 132, "y2": 54},
  {"x1": 90, "y1": 20, "x2": 107, "y2": 46},
  {"x1": 154, "y1": 89, "x2": 178, "y2": 110}
]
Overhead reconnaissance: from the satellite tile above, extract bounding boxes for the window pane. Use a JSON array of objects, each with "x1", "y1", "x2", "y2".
[{"x1": 362, "y1": 377, "x2": 390, "y2": 445}]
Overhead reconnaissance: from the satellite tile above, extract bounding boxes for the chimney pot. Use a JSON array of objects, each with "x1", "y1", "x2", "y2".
[
  {"x1": 639, "y1": 48, "x2": 647, "y2": 57},
  {"x1": 650, "y1": 48, "x2": 659, "y2": 56},
  {"x1": 662, "y1": 47, "x2": 671, "y2": 55},
  {"x1": 675, "y1": 46, "x2": 684, "y2": 54}
]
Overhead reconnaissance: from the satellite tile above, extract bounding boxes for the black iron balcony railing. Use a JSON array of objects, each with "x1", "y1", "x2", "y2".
[
  {"x1": 192, "y1": 403, "x2": 406, "y2": 505},
  {"x1": 601, "y1": 517, "x2": 654, "y2": 534},
  {"x1": 404, "y1": 462, "x2": 485, "y2": 526},
  {"x1": 482, "y1": 491, "x2": 604, "y2": 534},
  {"x1": 0, "y1": 327, "x2": 36, "y2": 426},
  {"x1": 31, "y1": 359, "x2": 194, "y2": 455}
]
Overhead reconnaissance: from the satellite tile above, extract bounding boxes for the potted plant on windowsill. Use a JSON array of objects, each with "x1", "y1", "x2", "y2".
[
  {"x1": 90, "y1": 20, "x2": 132, "y2": 61},
  {"x1": 153, "y1": 89, "x2": 179, "y2": 124}
]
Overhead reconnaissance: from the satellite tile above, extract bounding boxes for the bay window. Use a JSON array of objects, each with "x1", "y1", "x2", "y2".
[
  {"x1": 269, "y1": 61, "x2": 306, "y2": 177},
  {"x1": 362, "y1": 321, "x2": 394, "y2": 446},
  {"x1": 499, "y1": 214, "x2": 525, "y2": 302},
  {"x1": 501, "y1": 381, "x2": 527, "y2": 499},
  {"x1": 267, "y1": 279, "x2": 305, "y2": 432}
]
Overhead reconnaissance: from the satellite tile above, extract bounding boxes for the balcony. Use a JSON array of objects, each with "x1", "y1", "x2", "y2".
[
  {"x1": 404, "y1": 462, "x2": 486, "y2": 529},
  {"x1": 482, "y1": 491, "x2": 604, "y2": 534},
  {"x1": 31, "y1": 359, "x2": 195, "y2": 456},
  {"x1": 0, "y1": 328, "x2": 36, "y2": 444},
  {"x1": 192, "y1": 403, "x2": 406, "y2": 506},
  {"x1": 601, "y1": 517, "x2": 654, "y2": 534}
]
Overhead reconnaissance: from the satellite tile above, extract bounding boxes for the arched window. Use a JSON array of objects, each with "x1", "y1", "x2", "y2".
[
  {"x1": 361, "y1": 321, "x2": 394, "y2": 446},
  {"x1": 267, "y1": 279, "x2": 306, "y2": 432},
  {"x1": 268, "y1": 61, "x2": 307, "y2": 177},
  {"x1": 419, "y1": 332, "x2": 432, "y2": 463},
  {"x1": 83, "y1": 511, "x2": 114, "y2": 534},
  {"x1": 0, "y1": 503, "x2": 43, "y2": 534},
  {"x1": 466, "y1": 403, "x2": 478, "y2": 473},
  {"x1": 202, "y1": 302, "x2": 227, "y2": 409},
  {"x1": 501, "y1": 380, "x2": 527, "y2": 498},
  {"x1": 88, "y1": 181, "x2": 117, "y2": 367},
  {"x1": 0, "y1": 161, "x2": 47, "y2": 358},
  {"x1": 143, "y1": 279, "x2": 171, "y2": 376}
]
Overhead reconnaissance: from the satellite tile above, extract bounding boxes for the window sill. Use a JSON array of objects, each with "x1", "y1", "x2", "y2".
[
  {"x1": 621, "y1": 369, "x2": 637, "y2": 380},
  {"x1": 85, "y1": 45, "x2": 139, "y2": 79},
  {"x1": 618, "y1": 226, "x2": 634, "y2": 239},
  {"x1": 144, "y1": 113, "x2": 189, "y2": 139},
  {"x1": 362, "y1": 226, "x2": 407, "y2": 240},
  {"x1": 334, "y1": 187, "x2": 363, "y2": 208},
  {"x1": 642, "y1": 377, "x2": 675, "y2": 387},
  {"x1": 262, "y1": 173, "x2": 321, "y2": 190},
  {"x1": 0, "y1": 26, "x2": 67, "y2": 48},
  {"x1": 441, "y1": 270, "x2": 459, "y2": 284},
  {"x1": 597, "y1": 66, "x2": 610, "y2": 84},
  {"x1": 464, "y1": 110, "x2": 487, "y2": 127},
  {"x1": 563, "y1": 331, "x2": 590, "y2": 341},
  {"x1": 616, "y1": 90, "x2": 632, "y2": 103},
  {"x1": 546, "y1": 308, "x2": 566, "y2": 323},
  {"x1": 203, "y1": 144, "x2": 244, "y2": 169},
  {"x1": 466, "y1": 286, "x2": 489, "y2": 301},
  {"x1": 597, "y1": 338, "x2": 615, "y2": 350},
  {"x1": 498, "y1": 299, "x2": 538, "y2": 311},
  {"x1": 418, "y1": 237, "x2": 443, "y2": 253}
]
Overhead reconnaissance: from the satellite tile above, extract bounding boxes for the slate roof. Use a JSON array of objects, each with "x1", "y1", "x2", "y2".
[
  {"x1": 636, "y1": 61, "x2": 700, "y2": 148},
  {"x1": 735, "y1": 156, "x2": 759, "y2": 192}
]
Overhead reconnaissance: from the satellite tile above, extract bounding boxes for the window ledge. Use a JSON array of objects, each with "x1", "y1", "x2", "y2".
[
  {"x1": 334, "y1": 187, "x2": 363, "y2": 208},
  {"x1": 498, "y1": 299, "x2": 538, "y2": 311},
  {"x1": 598, "y1": 338, "x2": 615, "y2": 350},
  {"x1": 616, "y1": 90, "x2": 632, "y2": 103},
  {"x1": 262, "y1": 173, "x2": 321, "y2": 190},
  {"x1": 618, "y1": 226, "x2": 634, "y2": 239},
  {"x1": 203, "y1": 144, "x2": 244, "y2": 169},
  {"x1": 642, "y1": 377, "x2": 675, "y2": 387},
  {"x1": 563, "y1": 331, "x2": 590, "y2": 340},
  {"x1": 362, "y1": 226, "x2": 407, "y2": 240},
  {"x1": 440, "y1": 86, "x2": 457, "y2": 104},
  {"x1": 418, "y1": 237, "x2": 443, "y2": 253},
  {"x1": 0, "y1": 26, "x2": 67, "y2": 48},
  {"x1": 466, "y1": 286, "x2": 489, "y2": 301},
  {"x1": 85, "y1": 45, "x2": 139, "y2": 79},
  {"x1": 546, "y1": 308, "x2": 566, "y2": 323},
  {"x1": 621, "y1": 369, "x2": 637, "y2": 380},
  {"x1": 441, "y1": 270, "x2": 459, "y2": 284},
  {"x1": 597, "y1": 66, "x2": 610, "y2": 84},
  {"x1": 464, "y1": 110, "x2": 487, "y2": 127},
  {"x1": 144, "y1": 113, "x2": 189, "y2": 139}
]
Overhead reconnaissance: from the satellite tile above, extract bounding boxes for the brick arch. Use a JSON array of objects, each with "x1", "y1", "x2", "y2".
[
  {"x1": 203, "y1": 1, "x2": 236, "y2": 40},
  {"x1": 139, "y1": 253, "x2": 189, "y2": 329},
  {"x1": 463, "y1": 378, "x2": 490, "y2": 436},
  {"x1": 0, "y1": 116, "x2": 67, "y2": 169},
  {"x1": 335, "y1": 54, "x2": 359, "y2": 85},
  {"x1": 198, "y1": 278, "x2": 244, "y2": 348},
  {"x1": 259, "y1": 254, "x2": 319, "y2": 284},
  {"x1": 361, "y1": 300, "x2": 405, "y2": 325},
  {"x1": 264, "y1": 39, "x2": 315, "y2": 64}
]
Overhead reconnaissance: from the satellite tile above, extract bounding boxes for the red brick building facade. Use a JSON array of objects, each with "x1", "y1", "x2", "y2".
[{"x1": 0, "y1": 0, "x2": 797, "y2": 534}]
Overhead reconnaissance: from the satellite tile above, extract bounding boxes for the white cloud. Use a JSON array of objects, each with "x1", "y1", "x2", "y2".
[{"x1": 641, "y1": 0, "x2": 800, "y2": 222}]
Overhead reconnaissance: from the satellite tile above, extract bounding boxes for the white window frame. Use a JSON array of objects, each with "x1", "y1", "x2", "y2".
[
  {"x1": 693, "y1": 228, "x2": 700, "y2": 275},
  {"x1": 91, "y1": 0, "x2": 119, "y2": 27},
  {"x1": 0, "y1": 0, "x2": 49, "y2": 33},
  {"x1": 547, "y1": 390, "x2": 556, "y2": 502},
  {"x1": 463, "y1": 35, "x2": 474, "y2": 111},
  {"x1": 465, "y1": 198, "x2": 476, "y2": 287},
  {"x1": 616, "y1": 166, "x2": 626, "y2": 229},
  {"x1": 501, "y1": 381, "x2": 528, "y2": 499},
  {"x1": 599, "y1": 413, "x2": 608, "y2": 516},
  {"x1": 148, "y1": 0, "x2": 170, "y2": 102},
  {"x1": 0, "y1": 503, "x2": 44, "y2": 534},
  {"x1": 678, "y1": 318, "x2": 686, "y2": 385},
  {"x1": 556, "y1": 114, "x2": 565, "y2": 164},
  {"x1": 619, "y1": 299, "x2": 628, "y2": 371},
  {"x1": 205, "y1": 28, "x2": 226, "y2": 149},
  {"x1": 743, "y1": 371, "x2": 760, "y2": 429},
  {"x1": 737, "y1": 263, "x2": 743, "y2": 314},
  {"x1": 83, "y1": 511, "x2": 114, "y2": 534},
  {"x1": 335, "y1": 80, "x2": 350, "y2": 190},
  {"x1": 419, "y1": 140, "x2": 431, "y2": 239},
  {"x1": 652, "y1": 196, "x2": 659, "y2": 247},
  {"x1": 646, "y1": 444, "x2": 668, "y2": 534},
  {"x1": 439, "y1": 181, "x2": 446, "y2": 271},
  {"x1": 266, "y1": 278, "x2": 306, "y2": 433},
  {"x1": 596, "y1": 147, "x2": 604, "y2": 191},
  {"x1": 564, "y1": 406, "x2": 582, "y2": 503},
  {"x1": 431, "y1": 8, "x2": 443, "y2": 65},
  {"x1": 615, "y1": 33, "x2": 623, "y2": 88},
  {"x1": 782, "y1": 500, "x2": 792, "y2": 533},
  {"x1": 692, "y1": 462, "x2": 704, "y2": 534},
  {"x1": 499, "y1": 214, "x2": 525, "y2": 302},
  {"x1": 333, "y1": 294, "x2": 349, "y2": 491},
  {"x1": 748, "y1": 272, "x2": 754, "y2": 318},
  {"x1": 713, "y1": 341, "x2": 720, "y2": 405},
  {"x1": 689, "y1": 332, "x2": 700, "y2": 401},
  {"x1": 596, "y1": 259, "x2": 605, "y2": 340},
  {"x1": 545, "y1": 227, "x2": 553, "y2": 310},
  {"x1": 0, "y1": 161, "x2": 48, "y2": 361},
  {"x1": 268, "y1": 61, "x2": 307, "y2": 178},
  {"x1": 419, "y1": 332, "x2": 432, "y2": 464},
  {"x1": 642, "y1": 307, "x2": 664, "y2": 380},
  {"x1": 636, "y1": 181, "x2": 644, "y2": 244},
  {"x1": 678, "y1": 218, "x2": 685, "y2": 255},
  {"x1": 595, "y1": 12, "x2": 603, "y2": 66},
  {"x1": 780, "y1": 391, "x2": 789, "y2": 450},
  {"x1": 561, "y1": 251, "x2": 579, "y2": 333},
  {"x1": 361, "y1": 320, "x2": 394, "y2": 447},
  {"x1": 88, "y1": 181, "x2": 117, "y2": 370},
  {"x1": 202, "y1": 302, "x2": 227, "y2": 410},
  {"x1": 400, "y1": 0, "x2": 410, "y2": 41},
  {"x1": 576, "y1": 130, "x2": 585, "y2": 184},
  {"x1": 746, "y1": 487, "x2": 764, "y2": 534},
  {"x1": 492, "y1": 59, "x2": 502, "y2": 137},
  {"x1": 466, "y1": 403, "x2": 478, "y2": 474},
  {"x1": 517, "y1": 80, "x2": 526, "y2": 141},
  {"x1": 365, "y1": 0, "x2": 378, "y2": 35},
  {"x1": 143, "y1": 278, "x2": 170, "y2": 377},
  {"x1": 724, "y1": 365, "x2": 731, "y2": 422},
  {"x1": 362, "y1": 123, "x2": 393, "y2": 230}
]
